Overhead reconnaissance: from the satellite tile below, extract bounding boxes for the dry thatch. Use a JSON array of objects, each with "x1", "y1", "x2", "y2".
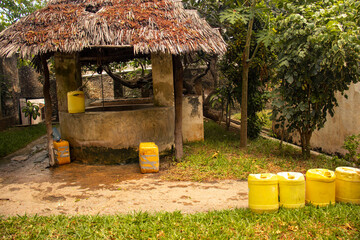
[{"x1": 0, "y1": 0, "x2": 227, "y2": 59}]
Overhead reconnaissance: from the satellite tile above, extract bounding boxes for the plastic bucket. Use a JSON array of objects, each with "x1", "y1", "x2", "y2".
[
  {"x1": 277, "y1": 172, "x2": 305, "y2": 208},
  {"x1": 306, "y1": 169, "x2": 335, "y2": 206},
  {"x1": 248, "y1": 173, "x2": 279, "y2": 213},
  {"x1": 335, "y1": 167, "x2": 360, "y2": 204},
  {"x1": 67, "y1": 91, "x2": 85, "y2": 113}
]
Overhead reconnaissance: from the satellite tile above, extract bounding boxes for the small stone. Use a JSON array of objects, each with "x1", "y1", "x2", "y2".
[
  {"x1": 11, "y1": 155, "x2": 28, "y2": 161},
  {"x1": 31, "y1": 146, "x2": 38, "y2": 153},
  {"x1": 28, "y1": 150, "x2": 47, "y2": 163}
]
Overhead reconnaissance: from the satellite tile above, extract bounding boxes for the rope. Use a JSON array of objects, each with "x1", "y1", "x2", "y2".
[
  {"x1": 97, "y1": 49, "x2": 105, "y2": 110},
  {"x1": 101, "y1": 69, "x2": 104, "y2": 110}
]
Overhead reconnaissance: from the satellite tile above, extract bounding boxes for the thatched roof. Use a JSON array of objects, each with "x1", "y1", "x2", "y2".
[{"x1": 0, "y1": 0, "x2": 226, "y2": 59}]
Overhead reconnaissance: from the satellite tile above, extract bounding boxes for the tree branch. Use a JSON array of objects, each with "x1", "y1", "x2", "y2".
[
  {"x1": 247, "y1": 42, "x2": 261, "y2": 63},
  {"x1": 193, "y1": 61, "x2": 211, "y2": 84},
  {"x1": 103, "y1": 65, "x2": 151, "y2": 89}
]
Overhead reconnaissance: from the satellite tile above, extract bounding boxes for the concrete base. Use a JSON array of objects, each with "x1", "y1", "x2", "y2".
[{"x1": 59, "y1": 106, "x2": 174, "y2": 164}]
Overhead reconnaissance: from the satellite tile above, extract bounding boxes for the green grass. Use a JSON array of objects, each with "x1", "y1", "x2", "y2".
[
  {"x1": 163, "y1": 120, "x2": 350, "y2": 181},
  {"x1": 0, "y1": 123, "x2": 46, "y2": 157},
  {"x1": 1, "y1": 204, "x2": 359, "y2": 239}
]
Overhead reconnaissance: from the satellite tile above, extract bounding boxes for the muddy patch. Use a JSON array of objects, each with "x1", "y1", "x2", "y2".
[{"x1": 42, "y1": 195, "x2": 66, "y2": 202}]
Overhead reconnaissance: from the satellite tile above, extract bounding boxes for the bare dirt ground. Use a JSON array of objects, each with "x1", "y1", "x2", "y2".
[{"x1": 0, "y1": 136, "x2": 248, "y2": 216}]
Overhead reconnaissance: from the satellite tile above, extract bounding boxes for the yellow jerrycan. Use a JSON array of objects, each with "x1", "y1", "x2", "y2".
[
  {"x1": 306, "y1": 169, "x2": 335, "y2": 206},
  {"x1": 277, "y1": 172, "x2": 305, "y2": 208},
  {"x1": 139, "y1": 142, "x2": 159, "y2": 173},
  {"x1": 248, "y1": 173, "x2": 279, "y2": 213},
  {"x1": 67, "y1": 91, "x2": 85, "y2": 113},
  {"x1": 335, "y1": 167, "x2": 360, "y2": 204},
  {"x1": 53, "y1": 140, "x2": 70, "y2": 165}
]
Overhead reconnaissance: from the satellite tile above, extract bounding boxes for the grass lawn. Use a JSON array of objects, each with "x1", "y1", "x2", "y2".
[
  {"x1": 1, "y1": 204, "x2": 359, "y2": 239},
  {"x1": 162, "y1": 120, "x2": 351, "y2": 182},
  {"x1": 0, "y1": 120, "x2": 358, "y2": 238},
  {"x1": 0, "y1": 123, "x2": 47, "y2": 158}
]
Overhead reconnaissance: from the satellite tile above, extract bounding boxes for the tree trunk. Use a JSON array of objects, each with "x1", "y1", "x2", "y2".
[
  {"x1": 304, "y1": 131, "x2": 312, "y2": 159},
  {"x1": 219, "y1": 103, "x2": 224, "y2": 125},
  {"x1": 173, "y1": 55, "x2": 183, "y2": 160},
  {"x1": 240, "y1": 0, "x2": 256, "y2": 148},
  {"x1": 41, "y1": 56, "x2": 55, "y2": 167},
  {"x1": 210, "y1": 56, "x2": 218, "y2": 88},
  {"x1": 299, "y1": 130, "x2": 312, "y2": 159},
  {"x1": 279, "y1": 125, "x2": 284, "y2": 150},
  {"x1": 226, "y1": 103, "x2": 231, "y2": 130}
]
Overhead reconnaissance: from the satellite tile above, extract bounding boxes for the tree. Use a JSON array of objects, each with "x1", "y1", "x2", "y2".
[
  {"x1": 185, "y1": 0, "x2": 272, "y2": 143},
  {"x1": 220, "y1": 6, "x2": 271, "y2": 139},
  {"x1": 0, "y1": 0, "x2": 45, "y2": 31},
  {"x1": 271, "y1": 0, "x2": 360, "y2": 159},
  {"x1": 220, "y1": 0, "x2": 273, "y2": 145},
  {"x1": 22, "y1": 101, "x2": 40, "y2": 125},
  {"x1": 209, "y1": 81, "x2": 236, "y2": 129}
]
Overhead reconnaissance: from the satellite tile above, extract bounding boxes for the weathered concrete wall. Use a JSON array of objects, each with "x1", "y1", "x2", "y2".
[
  {"x1": 182, "y1": 95, "x2": 204, "y2": 142},
  {"x1": 310, "y1": 83, "x2": 360, "y2": 155},
  {"x1": 83, "y1": 74, "x2": 114, "y2": 100},
  {"x1": 151, "y1": 53, "x2": 174, "y2": 107},
  {"x1": 55, "y1": 53, "x2": 82, "y2": 112},
  {"x1": 18, "y1": 66, "x2": 43, "y2": 99},
  {"x1": 274, "y1": 82, "x2": 360, "y2": 155},
  {"x1": 0, "y1": 56, "x2": 20, "y2": 124},
  {"x1": 59, "y1": 106, "x2": 175, "y2": 164},
  {"x1": 82, "y1": 73, "x2": 145, "y2": 101}
]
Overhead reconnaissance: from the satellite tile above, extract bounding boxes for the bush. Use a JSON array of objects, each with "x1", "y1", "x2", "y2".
[{"x1": 342, "y1": 134, "x2": 360, "y2": 165}]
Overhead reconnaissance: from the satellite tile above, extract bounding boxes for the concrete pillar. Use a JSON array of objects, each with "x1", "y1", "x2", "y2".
[
  {"x1": 54, "y1": 53, "x2": 82, "y2": 112},
  {"x1": 182, "y1": 95, "x2": 204, "y2": 142},
  {"x1": 151, "y1": 52, "x2": 174, "y2": 107}
]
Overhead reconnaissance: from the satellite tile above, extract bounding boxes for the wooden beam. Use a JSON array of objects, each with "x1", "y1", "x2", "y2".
[
  {"x1": 41, "y1": 55, "x2": 55, "y2": 166},
  {"x1": 173, "y1": 55, "x2": 183, "y2": 160}
]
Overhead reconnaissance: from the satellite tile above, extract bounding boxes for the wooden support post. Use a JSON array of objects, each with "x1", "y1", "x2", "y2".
[
  {"x1": 173, "y1": 55, "x2": 183, "y2": 160},
  {"x1": 41, "y1": 55, "x2": 55, "y2": 166}
]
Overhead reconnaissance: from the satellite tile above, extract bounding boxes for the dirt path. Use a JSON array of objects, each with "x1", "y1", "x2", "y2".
[{"x1": 0, "y1": 137, "x2": 248, "y2": 216}]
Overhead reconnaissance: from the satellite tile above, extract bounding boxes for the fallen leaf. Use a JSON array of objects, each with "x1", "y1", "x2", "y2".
[
  {"x1": 288, "y1": 225, "x2": 299, "y2": 232},
  {"x1": 157, "y1": 230, "x2": 165, "y2": 238},
  {"x1": 212, "y1": 152, "x2": 219, "y2": 158},
  {"x1": 345, "y1": 223, "x2": 353, "y2": 230}
]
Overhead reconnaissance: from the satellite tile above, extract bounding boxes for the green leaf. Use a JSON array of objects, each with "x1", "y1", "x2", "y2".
[
  {"x1": 286, "y1": 75, "x2": 294, "y2": 84},
  {"x1": 220, "y1": 8, "x2": 249, "y2": 25}
]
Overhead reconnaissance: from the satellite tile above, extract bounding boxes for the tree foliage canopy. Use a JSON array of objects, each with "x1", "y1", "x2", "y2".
[
  {"x1": 0, "y1": 0, "x2": 45, "y2": 31},
  {"x1": 271, "y1": 0, "x2": 360, "y2": 158}
]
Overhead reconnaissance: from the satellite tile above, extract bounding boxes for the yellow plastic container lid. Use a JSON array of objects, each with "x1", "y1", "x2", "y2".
[
  {"x1": 248, "y1": 173, "x2": 278, "y2": 184},
  {"x1": 306, "y1": 169, "x2": 335, "y2": 182},
  {"x1": 277, "y1": 172, "x2": 304, "y2": 182},
  {"x1": 139, "y1": 142, "x2": 156, "y2": 148},
  {"x1": 335, "y1": 167, "x2": 360, "y2": 182}
]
